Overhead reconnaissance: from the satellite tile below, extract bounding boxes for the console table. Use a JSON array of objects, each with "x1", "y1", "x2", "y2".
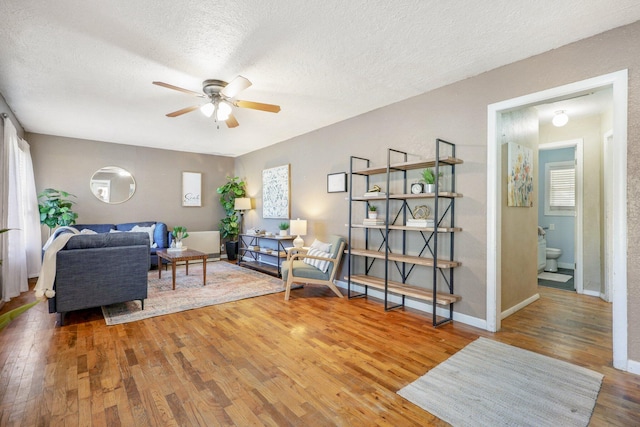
[{"x1": 238, "y1": 234, "x2": 294, "y2": 277}]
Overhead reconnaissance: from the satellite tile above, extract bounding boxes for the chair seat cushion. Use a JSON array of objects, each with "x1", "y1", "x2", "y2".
[{"x1": 282, "y1": 260, "x2": 329, "y2": 282}]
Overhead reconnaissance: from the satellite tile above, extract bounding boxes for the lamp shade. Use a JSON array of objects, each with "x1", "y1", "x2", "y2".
[
  {"x1": 290, "y1": 218, "x2": 307, "y2": 236},
  {"x1": 552, "y1": 110, "x2": 569, "y2": 127},
  {"x1": 234, "y1": 197, "x2": 252, "y2": 210}
]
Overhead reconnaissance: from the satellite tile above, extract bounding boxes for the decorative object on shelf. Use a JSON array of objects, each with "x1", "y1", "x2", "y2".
[
  {"x1": 90, "y1": 166, "x2": 135, "y2": 204},
  {"x1": 290, "y1": 218, "x2": 307, "y2": 248},
  {"x1": 411, "y1": 182, "x2": 423, "y2": 194},
  {"x1": 278, "y1": 222, "x2": 290, "y2": 236},
  {"x1": 327, "y1": 172, "x2": 348, "y2": 193},
  {"x1": 216, "y1": 176, "x2": 247, "y2": 260},
  {"x1": 412, "y1": 205, "x2": 431, "y2": 219},
  {"x1": 182, "y1": 171, "x2": 202, "y2": 207},
  {"x1": 262, "y1": 164, "x2": 290, "y2": 219},
  {"x1": 507, "y1": 142, "x2": 534, "y2": 207},
  {"x1": 171, "y1": 226, "x2": 190, "y2": 249},
  {"x1": 368, "y1": 205, "x2": 378, "y2": 219},
  {"x1": 364, "y1": 184, "x2": 386, "y2": 197},
  {"x1": 38, "y1": 188, "x2": 79, "y2": 234},
  {"x1": 421, "y1": 168, "x2": 437, "y2": 193},
  {"x1": 246, "y1": 228, "x2": 262, "y2": 235},
  {"x1": 363, "y1": 218, "x2": 385, "y2": 226}
]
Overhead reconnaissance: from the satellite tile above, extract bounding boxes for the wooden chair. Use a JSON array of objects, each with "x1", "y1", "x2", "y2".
[{"x1": 282, "y1": 235, "x2": 346, "y2": 300}]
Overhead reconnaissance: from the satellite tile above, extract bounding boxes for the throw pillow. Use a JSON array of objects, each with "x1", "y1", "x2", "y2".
[
  {"x1": 303, "y1": 247, "x2": 332, "y2": 273},
  {"x1": 131, "y1": 224, "x2": 155, "y2": 246},
  {"x1": 309, "y1": 238, "x2": 332, "y2": 253}
]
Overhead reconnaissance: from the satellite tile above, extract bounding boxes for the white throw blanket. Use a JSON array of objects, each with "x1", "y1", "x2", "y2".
[{"x1": 35, "y1": 227, "x2": 85, "y2": 299}]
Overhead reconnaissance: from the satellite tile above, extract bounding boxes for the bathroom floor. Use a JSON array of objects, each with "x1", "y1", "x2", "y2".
[{"x1": 538, "y1": 268, "x2": 575, "y2": 292}]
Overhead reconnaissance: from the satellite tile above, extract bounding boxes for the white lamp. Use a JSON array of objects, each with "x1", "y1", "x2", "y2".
[
  {"x1": 200, "y1": 102, "x2": 215, "y2": 118},
  {"x1": 216, "y1": 100, "x2": 233, "y2": 121},
  {"x1": 290, "y1": 218, "x2": 307, "y2": 248},
  {"x1": 234, "y1": 197, "x2": 252, "y2": 235},
  {"x1": 552, "y1": 110, "x2": 569, "y2": 127}
]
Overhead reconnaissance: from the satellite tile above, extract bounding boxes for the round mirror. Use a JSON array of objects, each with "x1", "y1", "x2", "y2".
[{"x1": 90, "y1": 166, "x2": 136, "y2": 204}]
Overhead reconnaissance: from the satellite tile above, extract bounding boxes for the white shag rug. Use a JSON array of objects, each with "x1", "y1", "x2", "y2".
[
  {"x1": 398, "y1": 337, "x2": 603, "y2": 427},
  {"x1": 538, "y1": 272, "x2": 572, "y2": 282}
]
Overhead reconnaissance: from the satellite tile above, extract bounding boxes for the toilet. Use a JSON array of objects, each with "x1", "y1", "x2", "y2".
[{"x1": 545, "y1": 247, "x2": 562, "y2": 272}]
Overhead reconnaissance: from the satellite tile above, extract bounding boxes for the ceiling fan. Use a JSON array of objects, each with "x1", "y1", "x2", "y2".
[{"x1": 152, "y1": 75, "x2": 280, "y2": 128}]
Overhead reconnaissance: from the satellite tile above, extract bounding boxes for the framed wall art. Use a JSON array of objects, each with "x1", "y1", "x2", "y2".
[
  {"x1": 182, "y1": 171, "x2": 202, "y2": 207},
  {"x1": 507, "y1": 142, "x2": 533, "y2": 207},
  {"x1": 327, "y1": 172, "x2": 347, "y2": 193},
  {"x1": 262, "y1": 164, "x2": 290, "y2": 218}
]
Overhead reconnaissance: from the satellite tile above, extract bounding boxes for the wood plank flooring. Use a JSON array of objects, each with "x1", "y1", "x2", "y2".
[{"x1": 1, "y1": 272, "x2": 639, "y2": 426}]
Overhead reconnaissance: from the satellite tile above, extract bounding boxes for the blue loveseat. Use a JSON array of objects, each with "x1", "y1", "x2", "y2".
[{"x1": 72, "y1": 221, "x2": 171, "y2": 268}]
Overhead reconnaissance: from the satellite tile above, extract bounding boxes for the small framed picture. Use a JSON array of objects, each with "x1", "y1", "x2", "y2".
[
  {"x1": 182, "y1": 171, "x2": 202, "y2": 207},
  {"x1": 327, "y1": 172, "x2": 347, "y2": 193}
]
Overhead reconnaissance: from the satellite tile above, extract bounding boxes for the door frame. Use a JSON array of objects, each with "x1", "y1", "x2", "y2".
[
  {"x1": 539, "y1": 139, "x2": 584, "y2": 295},
  {"x1": 486, "y1": 70, "x2": 628, "y2": 370}
]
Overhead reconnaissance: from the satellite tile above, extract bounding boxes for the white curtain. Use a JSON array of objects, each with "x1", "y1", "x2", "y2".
[{"x1": 1, "y1": 118, "x2": 41, "y2": 302}]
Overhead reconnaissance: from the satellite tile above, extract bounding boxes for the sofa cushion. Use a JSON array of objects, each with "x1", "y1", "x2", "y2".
[
  {"x1": 64, "y1": 232, "x2": 149, "y2": 250},
  {"x1": 131, "y1": 224, "x2": 156, "y2": 246},
  {"x1": 73, "y1": 223, "x2": 116, "y2": 233},
  {"x1": 153, "y1": 222, "x2": 168, "y2": 248}
]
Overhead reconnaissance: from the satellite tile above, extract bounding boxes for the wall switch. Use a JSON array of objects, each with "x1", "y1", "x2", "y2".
[{"x1": 549, "y1": 224, "x2": 555, "y2": 230}]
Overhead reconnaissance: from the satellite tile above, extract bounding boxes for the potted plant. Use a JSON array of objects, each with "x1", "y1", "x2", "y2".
[
  {"x1": 278, "y1": 222, "x2": 290, "y2": 236},
  {"x1": 421, "y1": 168, "x2": 437, "y2": 193},
  {"x1": 37, "y1": 188, "x2": 79, "y2": 234},
  {"x1": 171, "y1": 226, "x2": 189, "y2": 249},
  {"x1": 216, "y1": 176, "x2": 246, "y2": 260},
  {"x1": 368, "y1": 205, "x2": 378, "y2": 219}
]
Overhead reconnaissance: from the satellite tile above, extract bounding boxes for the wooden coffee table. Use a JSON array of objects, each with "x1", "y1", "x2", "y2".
[{"x1": 156, "y1": 248, "x2": 208, "y2": 290}]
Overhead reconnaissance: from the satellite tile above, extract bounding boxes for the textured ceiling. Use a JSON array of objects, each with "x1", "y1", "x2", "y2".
[{"x1": 0, "y1": 1, "x2": 639, "y2": 157}]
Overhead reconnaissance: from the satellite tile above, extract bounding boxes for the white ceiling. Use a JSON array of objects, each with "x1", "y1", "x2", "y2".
[{"x1": 0, "y1": 2, "x2": 638, "y2": 157}]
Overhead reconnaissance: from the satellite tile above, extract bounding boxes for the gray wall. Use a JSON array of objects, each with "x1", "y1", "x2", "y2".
[
  {"x1": 236, "y1": 21, "x2": 640, "y2": 360},
  {"x1": 28, "y1": 133, "x2": 234, "y2": 239}
]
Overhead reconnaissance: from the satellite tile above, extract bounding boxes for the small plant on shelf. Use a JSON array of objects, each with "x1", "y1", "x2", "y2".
[
  {"x1": 278, "y1": 222, "x2": 290, "y2": 236},
  {"x1": 368, "y1": 205, "x2": 378, "y2": 219}
]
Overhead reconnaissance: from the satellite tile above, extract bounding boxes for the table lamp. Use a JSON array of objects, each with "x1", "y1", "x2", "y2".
[{"x1": 290, "y1": 218, "x2": 307, "y2": 248}]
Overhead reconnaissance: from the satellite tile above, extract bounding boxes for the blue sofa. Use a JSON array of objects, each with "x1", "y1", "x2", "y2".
[
  {"x1": 72, "y1": 221, "x2": 171, "y2": 268},
  {"x1": 47, "y1": 231, "x2": 150, "y2": 325}
]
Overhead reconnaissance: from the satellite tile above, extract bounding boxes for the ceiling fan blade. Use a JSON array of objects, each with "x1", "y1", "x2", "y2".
[
  {"x1": 153, "y1": 81, "x2": 205, "y2": 97},
  {"x1": 235, "y1": 100, "x2": 281, "y2": 113},
  {"x1": 166, "y1": 105, "x2": 200, "y2": 117},
  {"x1": 221, "y1": 75, "x2": 252, "y2": 98},
  {"x1": 226, "y1": 113, "x2": 239, "y2": 128}
]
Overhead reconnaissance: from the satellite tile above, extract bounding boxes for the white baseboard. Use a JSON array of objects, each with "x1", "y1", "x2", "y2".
[
  {"x1": 581, "y1": 289, "x2": 601, "y2": 297},
  {"x1": 501, "y1": 293, "x2": 540, "y2": 320},
  {"x1": 335, "y1": 279, "x2": 487, "y2": 330},
  {"x1": 558, "y1": 262, "x2": 574, "y2": 270},
  {"x1": 627, "y1": 359, "x2": 640, "y2": 375}
]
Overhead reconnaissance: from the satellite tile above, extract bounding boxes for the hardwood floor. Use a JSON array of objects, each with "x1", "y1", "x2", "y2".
[{"x1": 1, "y1": 275, "x2": 639, "y2": 426}]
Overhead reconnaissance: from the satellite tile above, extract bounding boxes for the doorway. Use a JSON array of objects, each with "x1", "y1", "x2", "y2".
[{"x1": 486, "y1": 70, "x2": 628, "y2": 370}]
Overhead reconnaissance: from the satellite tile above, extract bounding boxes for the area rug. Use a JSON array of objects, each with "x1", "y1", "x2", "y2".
[
  {"x1": 397, "y1": 337, "x2": 603, "y2": 427},
  {"x1": 102, "y1": 261, "x2": 285, "y2": 325},
  {"x1": 537, "y1": 272, "x2": 572, "y2": 282}
]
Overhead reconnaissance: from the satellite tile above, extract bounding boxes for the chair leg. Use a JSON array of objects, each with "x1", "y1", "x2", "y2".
[
  {"x1": 326, "y1": 281, "x2": 344, "y2": 298},
  {"x1": 284, "y1": 277, "x2": 292, "y2": 300}
]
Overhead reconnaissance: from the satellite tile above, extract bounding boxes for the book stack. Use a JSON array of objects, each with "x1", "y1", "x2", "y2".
[
  {"x1": 364, "y1": 191, "x2": 386, "y2": 197},
  {"x1": 406, "y1": 218, "x2": 434, "y2": 227},
  {"x1": 363, "y1": 218, "x2": 385, "y2": 226}
]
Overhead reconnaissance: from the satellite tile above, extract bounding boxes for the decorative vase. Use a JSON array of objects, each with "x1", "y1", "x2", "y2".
[
  {"x1": 368, "y1": 212, "x2": 378, "y2": 219},
  {"x1": 175, "y1": 240, "x2": 183, "y2": 249},
  {"x1": 225, "y1": 241, "x2": 238, "y2": 261},
  {"x1": 424, "y1": 183, "x2": 436, "y2": 193},
  {"x1": 280, "y1": 230, "x2": 288, "y2": 236}
]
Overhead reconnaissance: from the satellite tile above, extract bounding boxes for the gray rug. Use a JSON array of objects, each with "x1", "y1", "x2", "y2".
[
  {"x1": 398, "y1": 337, "x2": 603, "y2": 427},
  {"x1": 537, "y1": 272, "x2": 572, "y2": 283},
  {"x1": 102, "y1": 261, "x2": 285, "y2": 325}
]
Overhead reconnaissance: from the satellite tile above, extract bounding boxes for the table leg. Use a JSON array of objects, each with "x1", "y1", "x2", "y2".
[
  {"x1": 203, "y1": 257, "x2": 207, "y2": 286},
  {"x1": 158, "y1": 260, "x2": 162, "y2": 279},
  {"x1": 171, "y1": 261, "x2": 176, "y2": 290},
  {"x1": 186, "y1": 260, "x2": 189, "y2": 276}
]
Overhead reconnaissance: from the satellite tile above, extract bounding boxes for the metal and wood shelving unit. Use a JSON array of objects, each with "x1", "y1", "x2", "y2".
[
  {"x1": 238, "y1": 234, "x2": 294, "y2": 277},
  {"x1": 346, "y1": 138, "x2": 463, "y2": 326}
]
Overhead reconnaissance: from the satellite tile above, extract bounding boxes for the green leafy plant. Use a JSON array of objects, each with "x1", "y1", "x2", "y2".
[
  {"x1": 216, "y1": 176, "x2": 247, "y2": 241},
  {"x1": 172, "y1": 226, "x2": 190, "y2": 241},
  {"x1": 278, "y1": 222, "x2": 290, "y2": 231},
  {"x1": 37, "y1": 188, "x2": 78, "y2": 231},
  {"x1": 421, "y1": 168, "x2": 443, "y2": 185},
  {"x1": 368, "y1": 205, "x2": 377, "y2": 211}
]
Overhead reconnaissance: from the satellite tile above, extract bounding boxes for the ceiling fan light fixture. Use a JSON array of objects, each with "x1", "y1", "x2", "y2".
[
  {"x1": 552, "y1": 110, "x2": 569, "y2": 127},
  {"x1": 216, "y1": 100, "x2": 233, "y2": 121},
  {"x1": 200, "y1": 102, "x2": 214, "y2": 118}
]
